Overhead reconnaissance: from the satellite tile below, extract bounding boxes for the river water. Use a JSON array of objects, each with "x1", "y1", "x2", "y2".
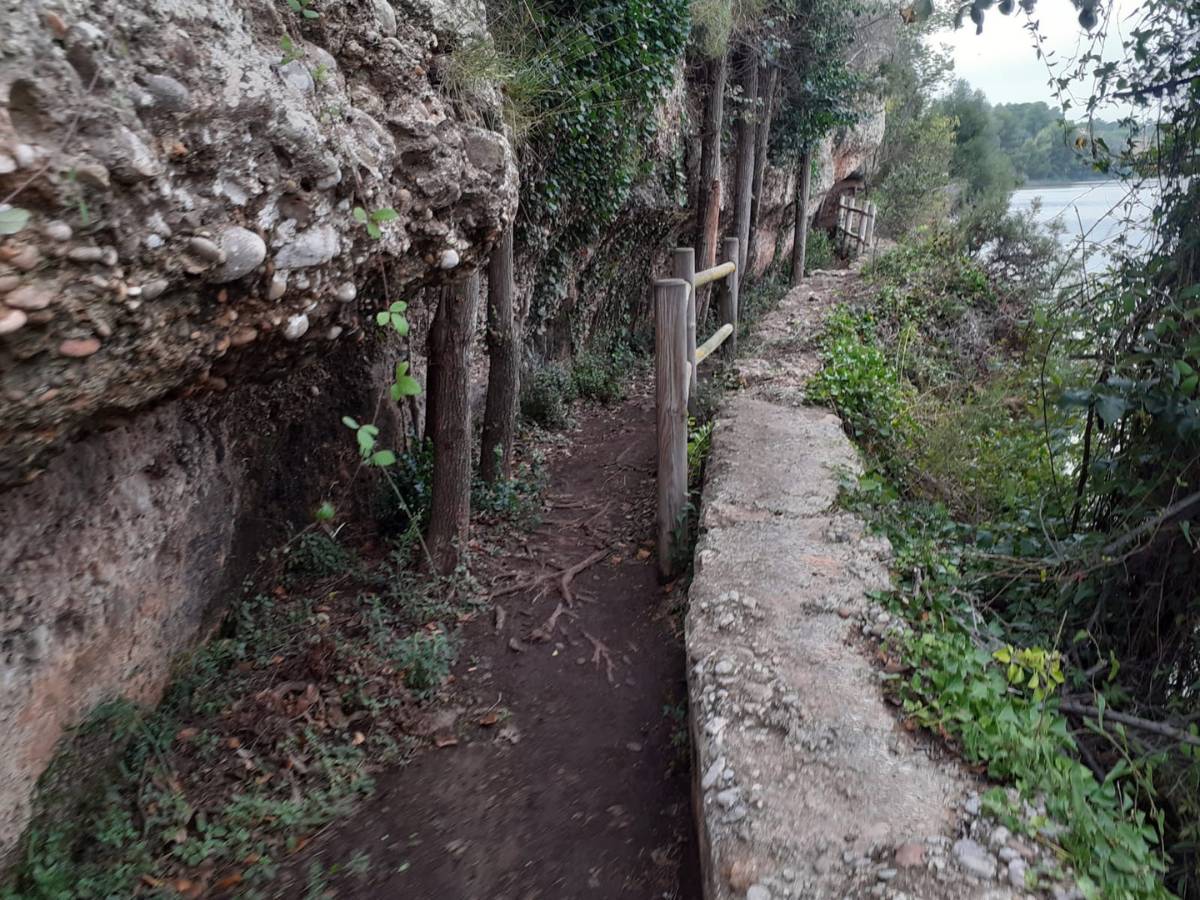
[{"x1": 1008, "y1": 180, "x2": 1158, "y2": 273}]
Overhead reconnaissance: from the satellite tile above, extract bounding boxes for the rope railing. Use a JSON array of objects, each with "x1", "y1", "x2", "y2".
[{"x1": 653, "y1": 236, "x2": 740, "y2": 578}]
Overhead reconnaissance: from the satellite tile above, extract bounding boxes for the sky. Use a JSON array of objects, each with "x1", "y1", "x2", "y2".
[{"x1": 931, "y1": 0, "x2": 1138, "y2": 113}]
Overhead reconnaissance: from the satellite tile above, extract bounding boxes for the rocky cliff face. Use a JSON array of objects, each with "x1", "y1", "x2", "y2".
[
  {"x1": 0, "y1": 0, "x2": 517, "y2": 488},
  {"x1": 0, "y1": 0, "x2": 516, "y2": 862}
]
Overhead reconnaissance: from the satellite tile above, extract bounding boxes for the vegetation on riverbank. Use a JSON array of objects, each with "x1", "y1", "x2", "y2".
[{"x1": 811, "y1": 3, "x2": 1200, "y2": 896}]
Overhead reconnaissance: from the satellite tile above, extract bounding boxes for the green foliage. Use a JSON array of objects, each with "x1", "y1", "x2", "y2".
[
  {"x1": 803, "y1": 228, "x2": 834, "y2": 274},
  {"x1": 806, "y1": 307, "x2": 910, "y2": 450},
  {"x1": 847, "y1": 480, "x2": 1173, "y2": 899},
  {"x1": 374, "y1": 440, "x2": 435, "y2": 536},
  {"x1": 279, "y1": 33, "x2": 304, "y2": 65},
  {"x1": 570, "y1": 350, "x2": 630, "y2": 404},
  {"x1": 687, "y1": 418, "x2": 713, "y2": 484},
  {"x1": 392, "y1": 631, "x2": 456, "y2": 698},
  {"x1": 473, "y1": 450, "x2": 547, "y2": 525},
  {"x1": 520, "y1": 363, "x2": 576, "y2": 429},
  {"x1": 284, "y1": 0, "x2": 319, "y2": 18},
  {"x1": 286, "y1": 530, "x2": 354, "y2": 579},
  {"x1": 353, "y1": 206, "x2": 398, "y2": 240}
]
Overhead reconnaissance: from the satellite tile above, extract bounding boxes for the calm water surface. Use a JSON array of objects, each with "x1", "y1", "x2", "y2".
[{"x1": 1009, "y1": 180, "x2": 1158, "y2": 272}]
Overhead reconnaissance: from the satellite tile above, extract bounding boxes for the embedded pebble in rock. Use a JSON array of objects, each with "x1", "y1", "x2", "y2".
[
  {"x1": 0, "y1": 275, "x2": 20, "y2": 294},
  {"x1": 326, "y1": 325, "x2": 343, "y2": 340},
  {"x1": 334, "y1": 282, "x2": 357, "y2": 302},
  {"x1": 0, "y1": 153, "x2": 14, "y2": 175},
  {"x1": 1008, "y1": 858, "x2": 1027, "y2": 890},
  {"x1": 140, "y1": 73, "x2": 191, "y2": 111},
  {"x1": 894, "y1": 842, "x2": 925, "y2": 868},
  {"x1": 439, "y1": 248, "x2": 460, "y2": 270},
  {"x1": 0, "y1": 307, "x2": 28, "y2": 335},
  {"x1": 952, "y1": 838, "x2": 996, "y2": 880},
  {"x1": 275, "y1": 225, "x2": 339, "y2": 269},
  {"x1": 100, "y1": 247, "x2": 119, "y2": 267},
  {"x1": 877, "y1": 868, "x2": 897, "y2": 882},
  {"x1": 963, "y1": 794, "x2": 981, "y2": 816},
  {"x1": 279, "y1": 60, "x2": 314, "y2": 94},
  {"x1": 283, "y1": 313, "x2": 309, "y2": 340},
  {"x1": 267, "y1": 272, "x2": 288, "y2": 300},
  {"x1": 43, "y1": 221, "x2": 72, "y2": 242},
  {"x1": 13, "y1": 144, "x2": 37, "y2": 169},
  {"x1": 715, "y1": 659, "x2": 735, "y2": 676},
  {"x1": 372, "y1": 0, "x2": 398, "y2": 35},
  {"x1": 715, "y1": 788, "x2": 739, "y2": 809},
  {"x1": 988, "y1": 826, "x2": 1010, "y2": 848},
  {"x1": 107, "y1": 127, "x2": 162, "y2": 182},
  {"x1": 4, "y1": 286, "x2": 53, "y2": 311},
  {"x1": 58, "y1": 337, "x2": 102, "y2": 358},
  {"x1": 211, "y1": 227, "x2": 267, "y2": 282},
  {"x1": 68, "y1": 247, "x2": 105, "y2": 264},
  {"x1": 140, "y1": 279, "x2": 168, "y2": 301},
  {"x1": 187, "y1": 236, "x2": 224, "y2": 264},
  {"x1": 230, "y1": 327, "x2": 258, "y2": 347},
  {"x1": 746, "y1": 886, "x2": 771, "y2": 900},
  {"x1": 8, "y1": 245, "x2": 40, "y2": 271}
]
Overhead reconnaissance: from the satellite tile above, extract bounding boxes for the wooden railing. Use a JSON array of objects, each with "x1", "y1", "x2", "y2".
[
  {"x1": 836, "y1": 193, "x2": 876, "y2": 257},
  {"x1": 653, "y1": 236, "x2": 740, "y2": 578}
]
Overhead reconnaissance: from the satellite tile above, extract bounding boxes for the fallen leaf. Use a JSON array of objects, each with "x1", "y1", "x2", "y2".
[
  {"x1": 434, "y1": 732, "x2": 459, "y2": 748},
  {"x1": 351, "y1": 731, "x2": 366, "y2": 745},
  {"x1": 227, "y1": 737, "x2": 241, "y2": 749},
  {"x1": 214, "y1": 873, "x2": 243, "y2": 891},
  {"x1": 635, "y1": 548, "x2": 651, "y2": 561},
  {"x1": 140, "y1": 874, "x2": 163, "y2": 888},
  {"x1": 478, "y1": 712, "x2": 499, "y2": 727},
  {"x1": 176, "y1": 727, "x2": 199, "y2": 742}
]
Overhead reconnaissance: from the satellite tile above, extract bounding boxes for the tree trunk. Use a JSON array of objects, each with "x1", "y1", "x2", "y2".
[
  {"x1": 732, "y1": 50, "x2": 759, "y2": 276},
  {"x1": 480, "y1": 229, "x2": 518, "y2": 485},
  {"x1": 695, "y1": 51, "x2": 728, "y2": 276},
  {"x1": 791, "y1": 147, "x2": 813, "y2": 287},
  {"x1": 746, "y1": 62, "x2": 778, "y2": 272},
  {"x1": 425, "y1": 272, "x2": 481, "y2": 574}
]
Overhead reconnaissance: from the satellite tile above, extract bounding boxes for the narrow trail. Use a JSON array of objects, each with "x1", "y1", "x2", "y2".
[{"x1": 291, "y1": 390, "x2": 700, "y2": 899}]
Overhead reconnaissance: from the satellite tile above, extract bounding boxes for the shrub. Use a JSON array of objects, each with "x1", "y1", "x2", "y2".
[
  {"x1": 286, "y1": 531, "x2": 353, "y2": 578},
  {"x1": 570, "y1": 350, "x2": 627, "y2": 404},
  {"x1": 520, "y1": 363, "x2": 575, "y2": 429},
  {"x1": 806, "y1": 307, "x2": 911, "y2": 451},
  {"x1": 804, "y1": 228, "x2": 835, "y2": 273}
]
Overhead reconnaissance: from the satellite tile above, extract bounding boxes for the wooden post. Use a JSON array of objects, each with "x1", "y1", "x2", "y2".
[
  {"x1": 733, "y1": 51, "x2": 759, "y2": 275},
  {"x1": 672, "y1": 247, "x2": 697, "y2": 409},
  {"x1": 719, "y1": 237, "x2": 739, "y2": 361},
  {"x1": 655, "y1": 278, "x2": 689, "y2": 579},
  {"x1": 480, "y1": 227, "x2": 518, "y2": 485},
  {"x1": 864, "y1": 201, "x2": 877, "y2": 248}
]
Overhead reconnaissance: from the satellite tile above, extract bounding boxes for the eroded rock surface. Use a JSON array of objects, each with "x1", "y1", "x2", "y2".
[{"x1": 0, "y1": 0, "x2": 517, "y2": 487}]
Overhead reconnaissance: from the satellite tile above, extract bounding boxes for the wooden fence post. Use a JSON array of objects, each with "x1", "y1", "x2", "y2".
[
  {"x1": 655, "y1": 278, "x2": 690, "y2": 579},
  {"x1": 672, "y1": 247, "x2": 697, "y2": 409},
  {"x1": 719, "y1": 236, "x2": 739, "y2": 361}
]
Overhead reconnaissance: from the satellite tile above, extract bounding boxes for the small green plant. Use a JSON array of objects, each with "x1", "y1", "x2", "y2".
[
  {"x1": 376, "y1": 300, "x2": 411, "y2": 336},
  {"x1": 285, "y1": 0, "x2": 319, "y2": 18},
  {"x1": 287, "y1": 530, "x2": 353, "y2": 578},
  {"x1": 473, "y1": 450, "x2": 546, "y2": 525},
  {"x1": 353, "y1": 206, "x2": 398, "y2": 240},
  {"x1": 280, "y1": 34, "x2": 304, "y2": 64},
  {"x1": 394, "y1": 631, "x2": 456, "y2": 698},
  {"x1": 804, "y1": 227, "x2": 835, "y2": 273},
  {"x1": 687, "y1": 418, "x2": 713, "y2": 485}
]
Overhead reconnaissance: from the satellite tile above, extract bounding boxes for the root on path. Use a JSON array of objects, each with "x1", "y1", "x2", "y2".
[{"x1": 488, "y1": 548, "x2": 609, "y2": 606}]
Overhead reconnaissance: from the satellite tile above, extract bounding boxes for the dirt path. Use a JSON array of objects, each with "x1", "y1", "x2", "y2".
[{"x1": 290, "y1": 388, "x2": 700, "y2": 899}]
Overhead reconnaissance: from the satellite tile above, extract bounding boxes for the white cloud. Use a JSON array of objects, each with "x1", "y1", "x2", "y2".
[{"x1": 929, "y1": 0, "x2": 1138, "y2": 115}]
